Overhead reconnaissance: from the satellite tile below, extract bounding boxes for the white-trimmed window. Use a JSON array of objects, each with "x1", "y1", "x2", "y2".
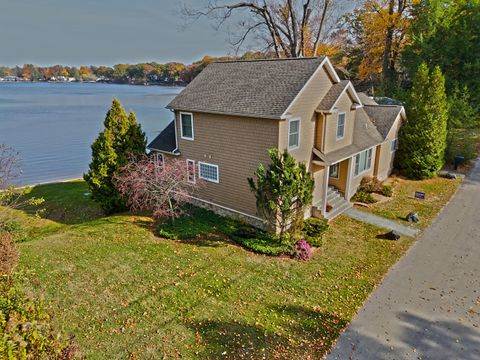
[
  {"x1": 288, "y1": 118, "x2": 300, "y2": 149},
  {"x1": 187, "y1": 159, "x2": 196, "y2": 183},
  {"x1": 336, "y1": 112, "x2": 346, "y2": 140},
  {"x1": 154, "y1": 152, "x2": 164, "y2": 175},
  {"x1": 354, "y1": 148, "x2": 373, "y2": 176},
  {"x1": 329, "y1": 163, "x2": 339, "y2": 179},
  {"x1": 391, "y1": 138, "x2": 399, "y2": 152},
  {"x1": 198, "y1": 162, "x2": 219, "y2": 183},
  {"x1": 180, "y1": 112, "x2": 194, "y2": 140}
]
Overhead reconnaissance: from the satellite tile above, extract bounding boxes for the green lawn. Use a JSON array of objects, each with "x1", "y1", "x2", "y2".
[
  {"x1": 364, "y1": 176, "x2": 462, "y2": 229},
  {"x1": 11, "y1": 181, "x2": 415, "y2": 359}
]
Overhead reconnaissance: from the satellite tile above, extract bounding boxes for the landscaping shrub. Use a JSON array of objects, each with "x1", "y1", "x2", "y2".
[
  {"x1": 1, "y1": 218, "x2": 28, "y2": 242},
  {"x1": 302, "y1": 218, "x2": 329, "y2": 247},
  {"x1": 230, "y1": 225, "x2": 294, "y2": 256},
  {"x1": 358, "y1": 177, "x2": 382, "y2": 193},
  {"x1": 381, "y1": 185, "x2": 393, "y2": 197},
  {"x1": 295, "y1": 240, "x2": 312, "y2": 261},
  {"x1": 0, "y1": 276, "x2": 80, "y2": 359},
  {"x1": 352, "y1": 191, "x2": 377, "y2": 204},
  {"x1": 0, "y1": 232, "x2": 18, "y2": 275}
]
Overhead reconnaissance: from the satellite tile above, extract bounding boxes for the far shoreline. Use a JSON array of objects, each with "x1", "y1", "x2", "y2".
[{"x1": 0, "y1": 80, "x2": 186, "y2": 88}]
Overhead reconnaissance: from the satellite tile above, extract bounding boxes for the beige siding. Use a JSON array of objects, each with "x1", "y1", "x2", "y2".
[
  {"x1": 175, "y1": 111, "x2": 279, "y2": 217},
  {"x1": 312, "y1": 164, "x2": 325, "y2": 206},
  {"x1": 347, "y1": 148, "x2": 378, "y2": 197},
  {"x1": 376, "y1": 115, "x2": 402, "y2": 180},
  {"x1": 278, "y1": 66, "x2": 334, "y2": 164},
  {"x1": 323, "y1": 91, "x2": 356, "y2": 153}
]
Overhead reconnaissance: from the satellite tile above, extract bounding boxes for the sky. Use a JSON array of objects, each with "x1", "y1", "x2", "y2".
[
  {"x1": 0, "y1": 0, "x2": 359, "y2": 67},
  {"x1": 0, "y1": 0, "x2": 236, "y2": 67}
]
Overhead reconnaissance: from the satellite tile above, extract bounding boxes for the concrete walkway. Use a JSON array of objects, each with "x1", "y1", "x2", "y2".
[
  {"x1": 327, "y1": 160, "x2": 480, "y2": 360},
  {"x1": 345, "y1": 207, "x2": 420, "y2": 237}
]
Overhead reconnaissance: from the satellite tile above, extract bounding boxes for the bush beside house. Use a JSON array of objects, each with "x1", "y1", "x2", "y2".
[{"x1": 84, "y1": 99, "x2": 146, "y2": 213}]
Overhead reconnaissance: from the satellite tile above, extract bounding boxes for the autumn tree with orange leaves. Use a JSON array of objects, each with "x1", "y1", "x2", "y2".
[{"x1": 343, "y1": 0, "x2": 417, "y2": 88}]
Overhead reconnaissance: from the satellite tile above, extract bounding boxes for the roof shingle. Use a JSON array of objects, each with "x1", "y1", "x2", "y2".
[
  {"x1": 363, "y1": 105, "x2": 403, "y2": 139},
  {"x1": 147, "y1": 120, "x2": 178, "y2": 153},
  {"x1": 316, "y1": 80, "x2": 350, "y2": 111},
  {"x1": 167, "y1": 57, "x2": 325, "y2": 119}
]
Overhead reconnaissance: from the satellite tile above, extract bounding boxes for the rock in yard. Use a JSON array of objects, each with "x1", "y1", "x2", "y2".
[
  {"x1": 406, "y1": 212, "x2": 419, "y2": 223},
  {"x1": 445, "y1": 173, "x2": 457, "y2": 179},
  {"x1": 385, "y1": 230, "x2": 401, "y2": 241}
]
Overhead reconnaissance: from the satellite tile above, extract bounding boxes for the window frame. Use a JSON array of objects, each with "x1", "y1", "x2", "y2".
[
  {"x1": 329, "y1": 163, "x2": 340, "y2": 179},
  {"x1": 198, "y1": 161, "x2": 219, "y2": 183},
  {"x1": 186, "y1": 159, "x2": 196, "y2": 184},
  {"x1": 336, "y1": 112, "x2": 346, "y2": 140},
  {"x1": 391, "y1": 138, "x2": 398, "y2": 152},
  {"x1": 354, "y1": 148, "x2": 373, "y2": 177},
  {"x1": 288, "y1": 118, "x2": 301, "y2": 150},
  {"x1": 180, "y1": 112, "x2": 194, "y2": 141},
  {"x1": 154, "y1": 152, "x2": 164, "y2": 176}
]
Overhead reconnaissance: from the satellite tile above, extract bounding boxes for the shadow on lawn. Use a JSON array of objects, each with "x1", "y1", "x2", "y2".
[
  {"x1": 187, "y1": 305, "x2": 347, "y2": 358},
  {"x1": 19, "y1": 181, "x2": 105, "y2": 225}
]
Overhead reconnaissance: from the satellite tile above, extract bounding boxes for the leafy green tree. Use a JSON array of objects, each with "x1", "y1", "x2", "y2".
[
  {"x1": 84, "y1": 99, "x2": 146, "y2": 213},
  {"x1": 445, "y1": 85, "x2": 479, "y2": 162},
  {"x1": 248, "y1": 149, "x2": 314, "y2": 241},
  {"x1": 402, "y1": 0, "x2": 480, "y2": 108},
  {"x1": 396, "y1": 64, "x2": 448, "y2": 179}
]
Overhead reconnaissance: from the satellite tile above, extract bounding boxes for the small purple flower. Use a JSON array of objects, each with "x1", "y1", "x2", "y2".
[{"x1": 295, "y1": 240, "x2": 312, "y2": 261}]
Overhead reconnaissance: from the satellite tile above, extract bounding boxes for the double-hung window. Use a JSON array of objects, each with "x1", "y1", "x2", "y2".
[
  {"x1": 391, "y1": 138, "x2": 398, "y2": 152},
  {"x1": 198, "y1": 162, "x2": 219, "y2": 183},
  {"x1": 180, "y1": 112, "x2": 194, "y2": 140},
  {"x1": 288, "y1": 119, "x2": 300, "y2": 149},
  {"x1": 336, "y1": 112, "x2": 346, "y2": 140},
  {"x1": 354, "y1": 148, "x2": 373, "y2": 176},
  {"x1": 154, "y1": 152, "x2": 164, "y2": 176},
  {"x1": 187, "y1": 159, "x2": 196, "y2": 183}
]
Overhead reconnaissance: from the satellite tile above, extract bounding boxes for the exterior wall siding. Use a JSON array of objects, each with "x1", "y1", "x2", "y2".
[
  {"x1": 278, "y1": 67, "x2": 334, "y2": 163},
  {"x1": 323, "y1": 92, "x2": 356, "y2": 154},
  {"x1": 347, "y1": 148, "x2": 378, "y2": 198},
  {"x1": 174, "y1": 111, "x2": 279, "y2": 218},
  {"x1": 376, "y1": 115, "x2": 403, "y2": 181}
]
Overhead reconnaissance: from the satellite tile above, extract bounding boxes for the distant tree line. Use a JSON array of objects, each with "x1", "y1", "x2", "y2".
[{"x1": 0, "y1": 52, "x2": 268, "y2": 85}]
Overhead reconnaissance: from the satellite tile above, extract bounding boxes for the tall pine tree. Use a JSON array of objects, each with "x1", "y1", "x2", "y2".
[
  {"x1": 396, "y1": 64, "x2": 448, "y2": 179},
  {"x1": 84, "y1": 99, "x2": 146, "y2": 213}
]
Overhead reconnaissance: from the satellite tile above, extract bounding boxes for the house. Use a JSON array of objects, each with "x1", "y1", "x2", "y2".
[{"x1": 147, "y1": 57, "x2": 405, "y2": 226}]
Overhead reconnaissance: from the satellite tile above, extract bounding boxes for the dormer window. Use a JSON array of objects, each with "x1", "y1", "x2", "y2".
[
  {"x1": 180, "y1": 112, "x2": 194, "y2": 140},
  {"x1": 336, "y1": 112, "x2": 346, "y2": 140}
]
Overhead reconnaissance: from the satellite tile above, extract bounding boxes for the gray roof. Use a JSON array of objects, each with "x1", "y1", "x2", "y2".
[
  {"x1": 313, "y1": 108, "x2": 384, "y2": 165},
  {"x1": 167, "y1": 57, "x2": 325, "y2": 119},
  {"x1": 357, "y1": 92, "x2": 378, "y2": 106},
  {"x1": 363, "y1": 105, "x2": 403, "y2": 139},
  {"x1": 147, "y1": 120, "x2": 178, "y2": 154},
  {"x1": 316, "y1": 80, "x2": 350, "y2": 111}
]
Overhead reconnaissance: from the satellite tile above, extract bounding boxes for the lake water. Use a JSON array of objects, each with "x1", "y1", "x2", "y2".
[{"x1": 0, "y1": 82, "x2": 183, "y2": 185}]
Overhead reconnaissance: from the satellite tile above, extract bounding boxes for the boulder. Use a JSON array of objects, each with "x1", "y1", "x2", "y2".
[
  {"x1": 445, "y1": 172, "x2": 457, "y2": 180},
  {"x1": 406, "y1": 212, "x2": 419, "y2": 223}
]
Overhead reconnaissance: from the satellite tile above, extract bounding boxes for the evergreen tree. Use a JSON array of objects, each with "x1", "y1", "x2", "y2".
[
  {"x1": 248, "y1": 149, "x2": 314, "y2": 241},
  {"x1": 84, "y1": 99, "x2": 146, "y2": 213},
  {"x1": 396, "y1": 64, "x2": 448, "y2": 179}
]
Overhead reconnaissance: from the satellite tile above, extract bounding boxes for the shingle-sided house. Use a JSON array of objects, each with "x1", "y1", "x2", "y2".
[{"x1": 148, "y1": 57, "x2": 405, "y2": 225}]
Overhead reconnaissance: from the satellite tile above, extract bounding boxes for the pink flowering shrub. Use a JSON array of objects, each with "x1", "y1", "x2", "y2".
[
  {"x1": 114, "y1": 155, "x2": 201, "y2": 220},
  {"x1": 295, "y1": 239, "x2": 312, "y2": 261}
]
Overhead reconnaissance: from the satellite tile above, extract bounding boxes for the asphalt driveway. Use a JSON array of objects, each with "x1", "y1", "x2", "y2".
[{"x1": 327, "y1": 161, "x2": 480, "y2": 360}]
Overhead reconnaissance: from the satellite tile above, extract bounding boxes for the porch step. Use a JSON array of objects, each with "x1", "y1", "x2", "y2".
[
  {"x1": 325, "y1": 200, "x2": 352, "y2": 220},
  {"x1": 324, "y1": 186, "x2": 352, "y2": 220}
]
